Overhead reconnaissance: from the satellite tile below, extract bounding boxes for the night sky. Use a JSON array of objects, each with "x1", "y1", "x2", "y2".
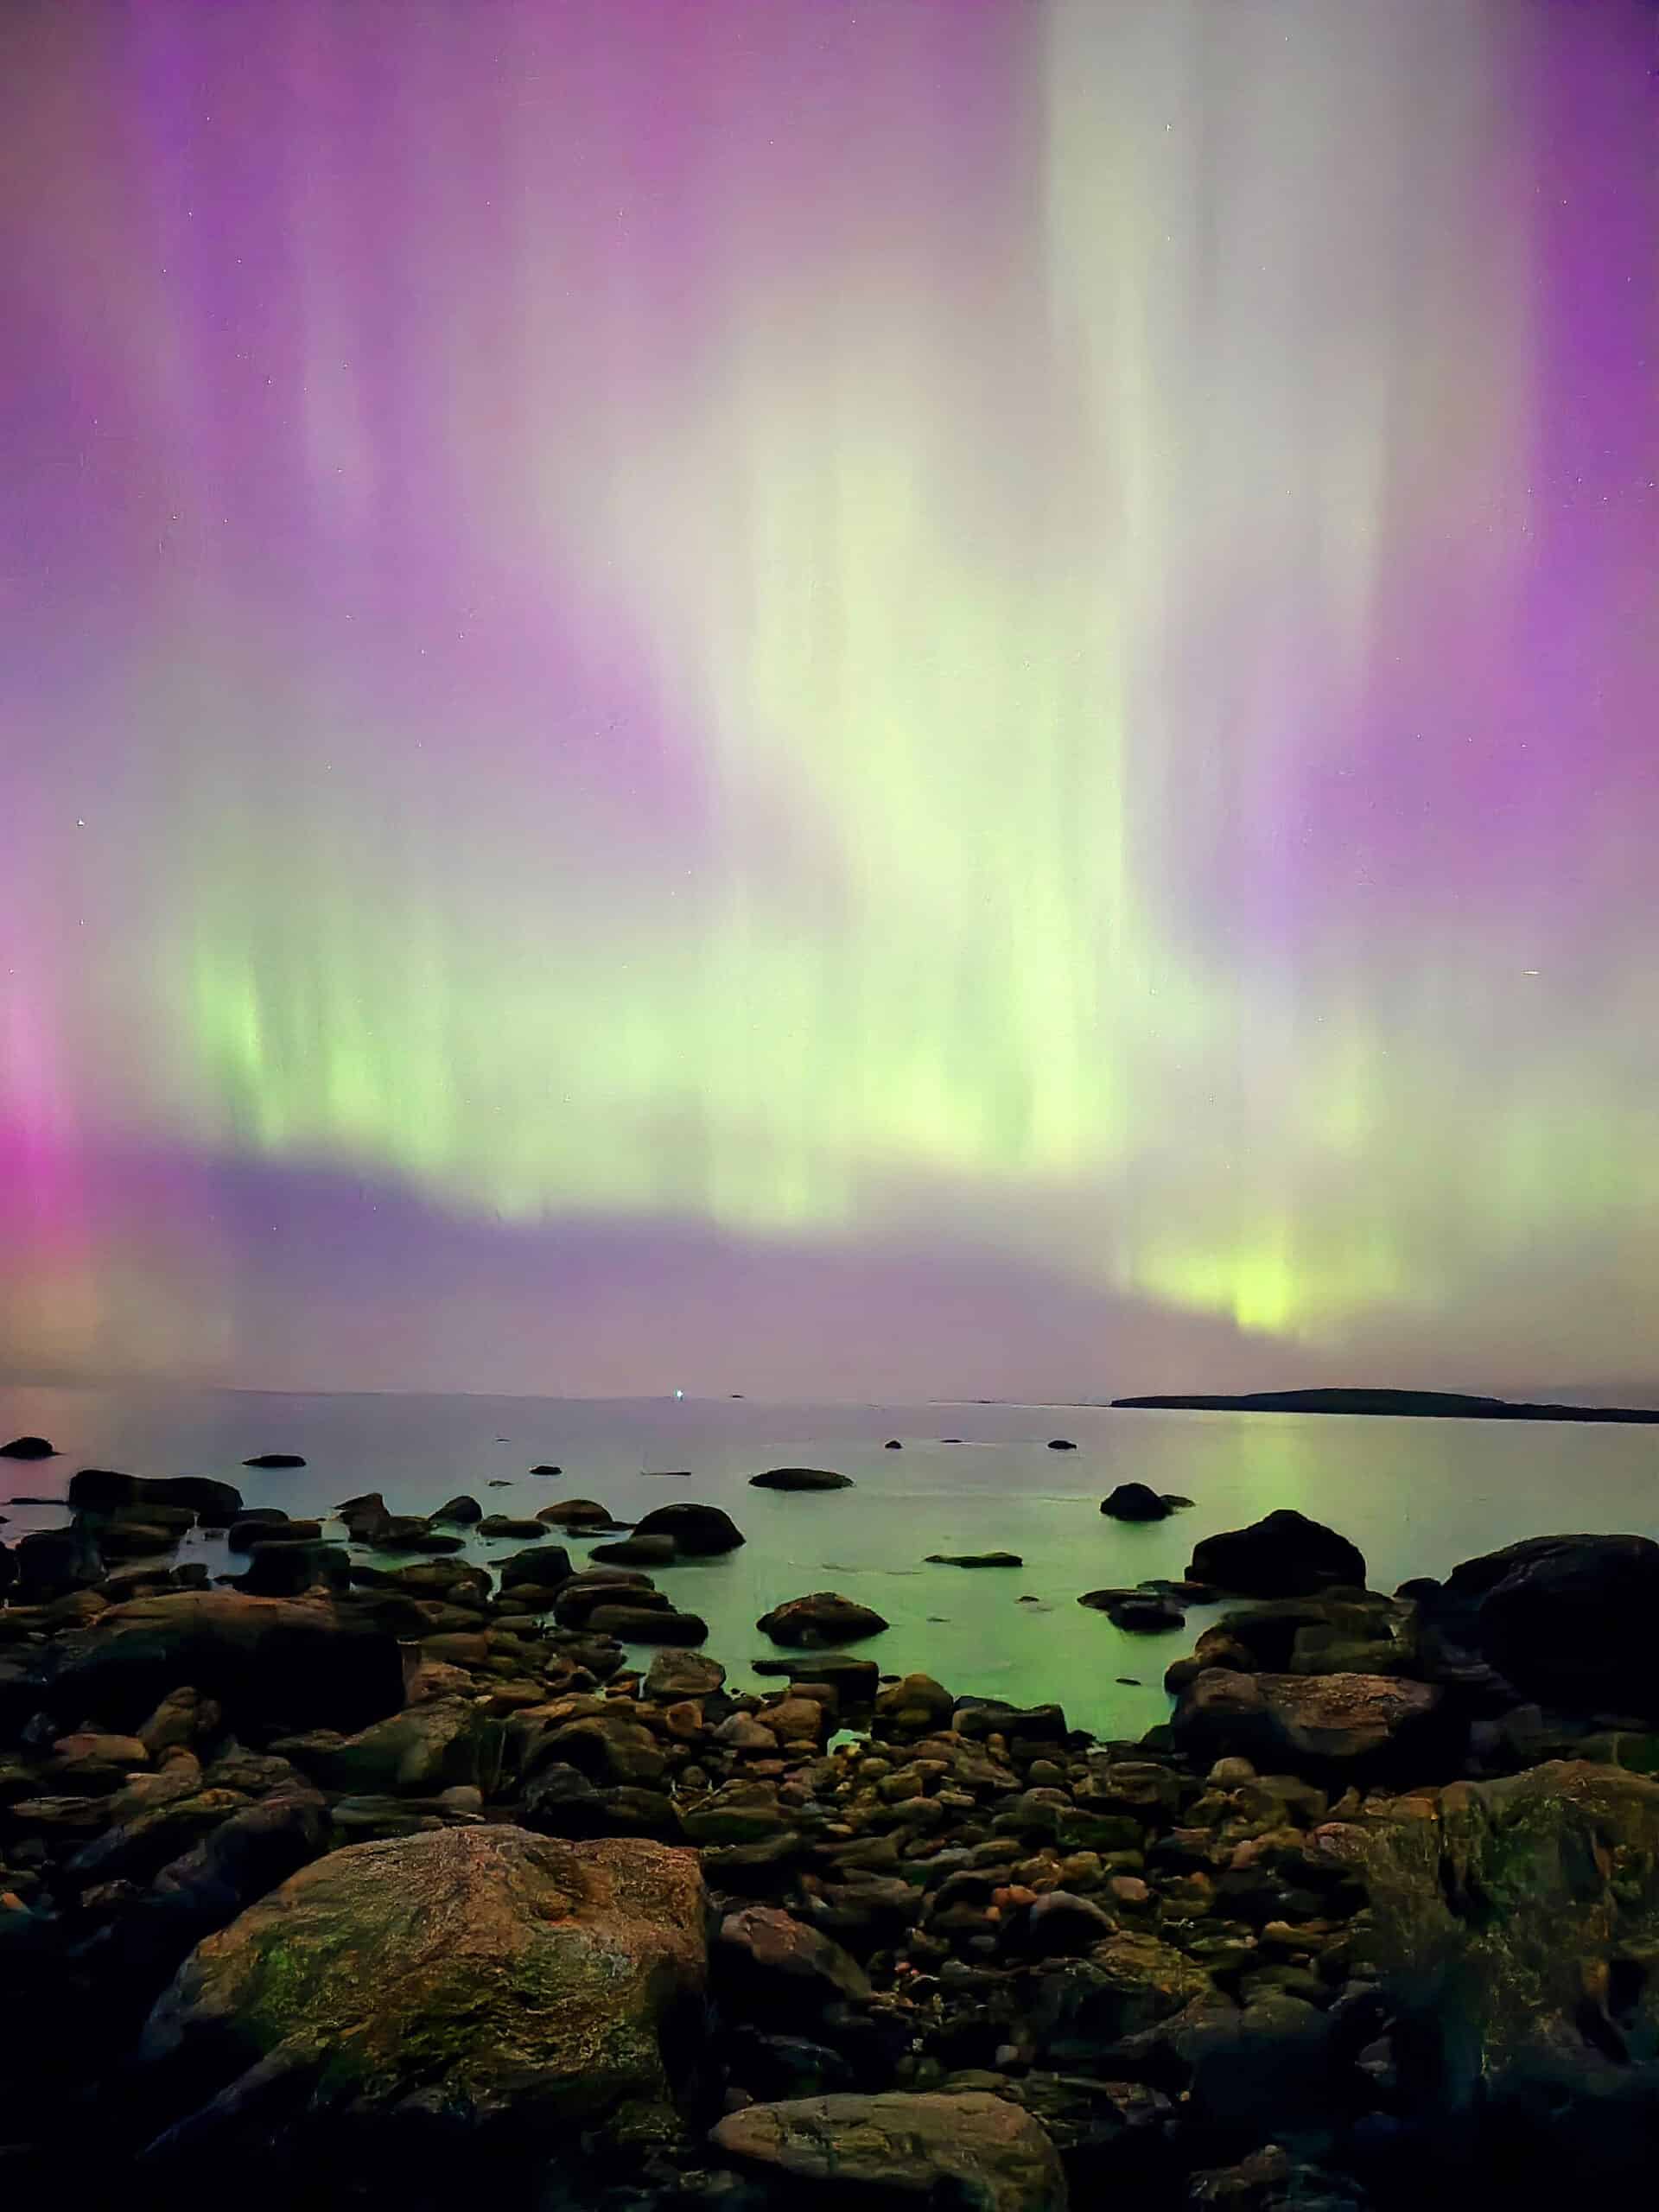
[{"x1": 3, "y1": 1, "x2": 1655, "y2": 1399}]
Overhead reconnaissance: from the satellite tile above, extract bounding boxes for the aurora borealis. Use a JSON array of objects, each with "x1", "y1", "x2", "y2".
[{"x1": 2, "y1": 1, "x2": 1656, "y2": 1398}]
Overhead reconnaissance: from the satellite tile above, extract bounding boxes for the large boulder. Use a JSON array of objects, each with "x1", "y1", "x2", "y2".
[
  {"x1": 69, "y1": 1469, "x2": 243, "y2": 1524},
  {"x1": 630, "y1": 1503, "x2": 746, "y2": 1556},
  {"x1": 1427, "y1": 1535, "x2": 1659, "y2": 1719},
  {"x1": 35, "y1": 1592, "x2": 405, "y2": 1736},
  {"x1": 756, "y1": 1593, "x2": 890, "y2": 1647},
  {"x1": 137, "y1": 1827, "x2": 709, "y2": 2164},
  {"x1": 1171, "y1": 1669, "x2": 1450, "y2": 1779},
  {"x1": 711, "y1": 2089, "x2": 1067, "y2": 2211},
  {"x1": 1188, "y1": 1510, "x2": 1366, "y2": 1598},
  {"x1": 1319, "y1": 1760, "x2": 1659, "y2": 2184}
]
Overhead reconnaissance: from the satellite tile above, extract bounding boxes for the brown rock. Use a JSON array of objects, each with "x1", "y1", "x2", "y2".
[{"x1": 711, "y1": 2088, "x2": 1067, "y2": 2210}]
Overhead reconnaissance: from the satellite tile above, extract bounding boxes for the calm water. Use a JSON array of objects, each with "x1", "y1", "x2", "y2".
[{"x1": 3, "y1": 1384, "x2": 1656, "y2": 1741}]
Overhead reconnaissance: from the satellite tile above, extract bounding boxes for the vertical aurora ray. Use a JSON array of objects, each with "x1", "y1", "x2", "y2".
[{"x1": 0, "y1": 0, "x2": 1655, "y2": 1390}]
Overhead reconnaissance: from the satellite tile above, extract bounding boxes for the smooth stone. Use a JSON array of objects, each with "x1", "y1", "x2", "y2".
[{"x1": 748, "y1": 1468, "x2": 855, "y2": 1491}]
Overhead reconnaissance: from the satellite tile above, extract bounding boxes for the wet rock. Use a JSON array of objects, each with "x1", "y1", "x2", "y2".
[
  {"x1": 241, "y1": 1454, "x2": 305, "y2": 1470},
  {"x1": 138, "y1": 1689, "x2": 222, "y2": 1759},
  {"x1": 631, "y1": 1502, "x2": 747, "y2": 1555},
  {"x1": 1080, "y1": 1591, "x2": 1187, "y2": 1632},
  {"x1": 1172, "y1": 1669, "x2": 1448, "y2": 1777},
  {"x1": 874, "y1": 1674, "x2": 955, "y2": 1736},
  {"x1": 591, "y1": 1533, "x2": 678, "y2": 1566},
  {"x1": 552, "y1": 1573, "x2": 661, "y2": 1624},
  {"x1": 757, "y1": 1593, "x2": 890, "y2": 1647},
  {"x1": 644, "y1": 1649, "x2": 727, "y2": 1700},
  {"x1": 1014, "y1": 1889, "x2": 1119, "y2": 1959},
  {"x1": 35, "y1": 1591, "x2": 404, "y2": 1736},
  {"x1": 226, "y1": 1510, "x2": 291, "y2": 1551},
  {"x1": 711, "y1": 2089, "x2": 1067, "y2": 2212},
  {"x1": 493, "y1": 1544, "x2": 575, "y2": 1591},
  {"x1": 715, "y1": 1904, "x2": 873, "y2": 2018},
  {"x1": 430, "y1": 1495, "x2": 482, "y2": 1526},
  {"x1": 1188, "y1": 1510, "x2": 1367, "y2": 1599},
  {"x1": 926, "y1": 1552, "x2": 1023, "y2": 1568},
  {"x1": 586, "y1": 1605, "x2": 710, "y2": 1644},
  {"x1": 679, "y1": 1780, "x2": 792, "y2": 1846},
  {"x1": 285, "y1": 1697, "x2": 504, "y2": 1796},
  {"x1": 1033, "y1": 1930, "x2": 1214, "y2": 2054},
  {"x1": 748, "y1": 1468, "x2": 855, "y2": 1491},
  {"x1": 478, "y1": 1516, "x2": 546, "y2": 1541},
  {"x1": 70, "y1": 1470, "x2": 244, "y2": 1525},
  {"x1": 535, "y1": 1498, "x2": 624, "y2": 1529},
  {"x1": 1431, "y1": 1534, "x2": 1659, "y2": 1720},
  {"x1": 1101, "y1": 1483, "x2": 1173, "y2": 1522},
  {"x1": 236, "y1": 1540, "x2": 350, "y2": 1598},
  {"x1": 136, "y1": 1828, "x2": 709, "y2": 2164}
]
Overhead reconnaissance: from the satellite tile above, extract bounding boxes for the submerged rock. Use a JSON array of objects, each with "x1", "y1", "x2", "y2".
[
  {"x1": 241, "y1": 1453, "x2": 305, "y2": 1469},
  {"x1": 1101, "y1": 1482, "x2": 1172, "y2": 1522},
  {"x1": 1046, "y1": 1439, "x2": 1077, "y2": 1451},
  {"x1": 925, "y1": 1551, "x2": 1023, "y2": 1568},
  {"x1": 748, "y1": 1467, "x2": 855, "y2": 1491},
  {"x1": 756, "y1": 1592, "x2": 890, "y2": 1647},
  {"x1": 590, "y1": 1534, "x2": 677, "y2": 1566},
  {"x1": 1188, "y1": 1509, "x2": 1367, "y2": 1598},
  {"x1": 137, "y1": 1827, "x2": 709, "y2": 2162}
]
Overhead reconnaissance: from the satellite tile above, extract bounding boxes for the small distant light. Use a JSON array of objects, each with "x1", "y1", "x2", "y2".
[
  {"x1": 76, "y1": 818, "x2": 85, "y2": 827},
  {"x1": 673, "y1": 1389, "x2": 684, "y2": 1402}
]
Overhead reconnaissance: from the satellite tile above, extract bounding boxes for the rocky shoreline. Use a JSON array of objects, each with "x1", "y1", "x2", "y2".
[{"x1": 5, "y1": 1462, "x2": 1659, "y2": 2209}]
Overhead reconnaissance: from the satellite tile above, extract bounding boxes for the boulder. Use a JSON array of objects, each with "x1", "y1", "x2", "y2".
[
  {"x1": 1171, "y1": 1668, "x2": 1449, "y2": 1777},
  {"x1": 478, "y1": 1516, "x2": 546, "y2": 1541},
  {"x1": 2, "y1": 1433, "x2": 54, "y2": 1459},
  {"x1": 1101, "y1": 1483, "x2": 1172, "y2": 1522},
  {"x1": 756, "y1": 1592, "x2": 890, "y2": 1647},
  {"x1": 748, "y1": 1468, "x2": 855, "y2": 1491},
  {"x1": 874, "y1": 1674, "x2": 955, "y2": 1735},
  {"x1": 137, "y1": 1828, "x2": 709, "y2": 2162},
  {"x1": 714, "y1": 1905, "x2": 872, "y2": 2017},
  {"x1": 1319, "y1": 1760, "x2": 1659, "y2": 2183},
  {"x1": 644, "y1": 1649, "x2": 726, "y2": 1700},
  {"x1": 290, "y1": 1698, "x2": 503, "y2": 1797},
  {"x1": 590, "y1": 1534, "x2": 677, "y2": 1567},
  {"x1": 226, "y1": 1510, "x2": 291, "y2": 1551},
  {"x1": 752, "y1": 1652, "x2": 881, "y2": 1700},
  {"x1": 1033, "y1": 1930, "x2": 1214, "y2": 2053},
  {"x1": 630, "y1": 1503, "x2": 746, "y2": 1556},
  {"x1": 237, "y1": 1540, "x2": 350, "y2": 1597},
  {"x1": 535, "y1": 1498, "x2": 622, "y2": 1529},
  {"x1": 35, "y1": 1592, "x2": 405, "y2": 1735},
  {"x1": 1084, "y1": 1592, "x2": 1187, "y2": 1633},
  {"x1": 241, "y1": 1454, "x2": 305, "y2": 1469},
  {"x1": 430, "y1": 1495, "x2": 482, "y2": 1526},
  {"x1": 711, "y1": 2089, "x2": 1067, "y2": 2211},
  {"x1": 70, "y1": 1470, "x2": 243, "y2": 1525},
  {"x1": 1433, "y1": 1534, "x2": 1659, "y2": 1719},
  {"x1": 1188, "y1": 1510, "x2": 1366, "y2": 1599},
  {"x1": 493, "y1": 1544, "x2": 575, "y2": 1591},
  {"x1": 884, "y1": 1440, "x2": 903, "y2": 1450},
  {"x1": 586, "y1": 1605, "x2": 709, "y2": 1644}
]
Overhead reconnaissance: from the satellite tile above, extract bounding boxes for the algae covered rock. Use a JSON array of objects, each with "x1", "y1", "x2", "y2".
[{"x1": 137, "y1": 1827, "x2": 709, "y2": 2158}]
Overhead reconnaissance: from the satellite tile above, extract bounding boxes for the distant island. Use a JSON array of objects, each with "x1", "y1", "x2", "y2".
[{"x1": 1112, "y1": 1386, "x2": 1659, "y2": 1426}]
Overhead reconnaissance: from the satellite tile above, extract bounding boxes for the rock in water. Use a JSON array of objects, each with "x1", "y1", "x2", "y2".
[
  {"x1": 756, "y1": 1592, "x2": 890, "y2": 1646},
  {"x1": 242, "y1": 1453, "x2": 305, "y2": 1469},
  {"x1": 1047, "y1": 1439, "x2": 1077, "y2": 1451},
  {"x1": 529, "y1": 1464, "x2": 563, "y2": 1475},
  {"x1": 69, "y1": 1468, "x2": 244, "y2": 1524},
  {"x1": 137, "y1": 1827, "x2": 709, "y2": 2163},
  {"x1": 710, "y1": 2089, "x2": 1067, "y2": 2212},
  {"x1": 884, "y1": 1440, "x2": 903, "y2": 1449},
  {"x1": 1187, "y1": 1508, "x2": 1366, "y2": 1597},
  {"x1": 747, "y1": 1467, "x2": 855, "y2": 1491},
  {"x1": 430, "y1": 1494, "x2": 482, "y2": 1525},
  {"x1": 925, "y1": 1551, "x2": 1023, "y2": 1568},
  {"x1": 1101, "y1": 1482, "x2": 1172, "y2": 1522},
  {"x1": 1427, "y1": 1533, "x2": 1659, "y2": 1719},
  {"x1": 630, "y1": 1502, "x2": 746, "y2": 1555},
  {"x1": 0, "y1": 1435, "x2": 54, "y2": 1459}
]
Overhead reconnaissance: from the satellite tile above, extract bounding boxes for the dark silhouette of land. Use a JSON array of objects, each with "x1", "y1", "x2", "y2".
[{"x1": 1112, "y1": 1386, "x2": 1659, "y2": 1425}]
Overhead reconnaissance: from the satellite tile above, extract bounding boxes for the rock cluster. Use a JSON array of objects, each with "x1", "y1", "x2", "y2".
[{"x1": 5, "y1": 1482, "x2": 1659, "y2": 2208}]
